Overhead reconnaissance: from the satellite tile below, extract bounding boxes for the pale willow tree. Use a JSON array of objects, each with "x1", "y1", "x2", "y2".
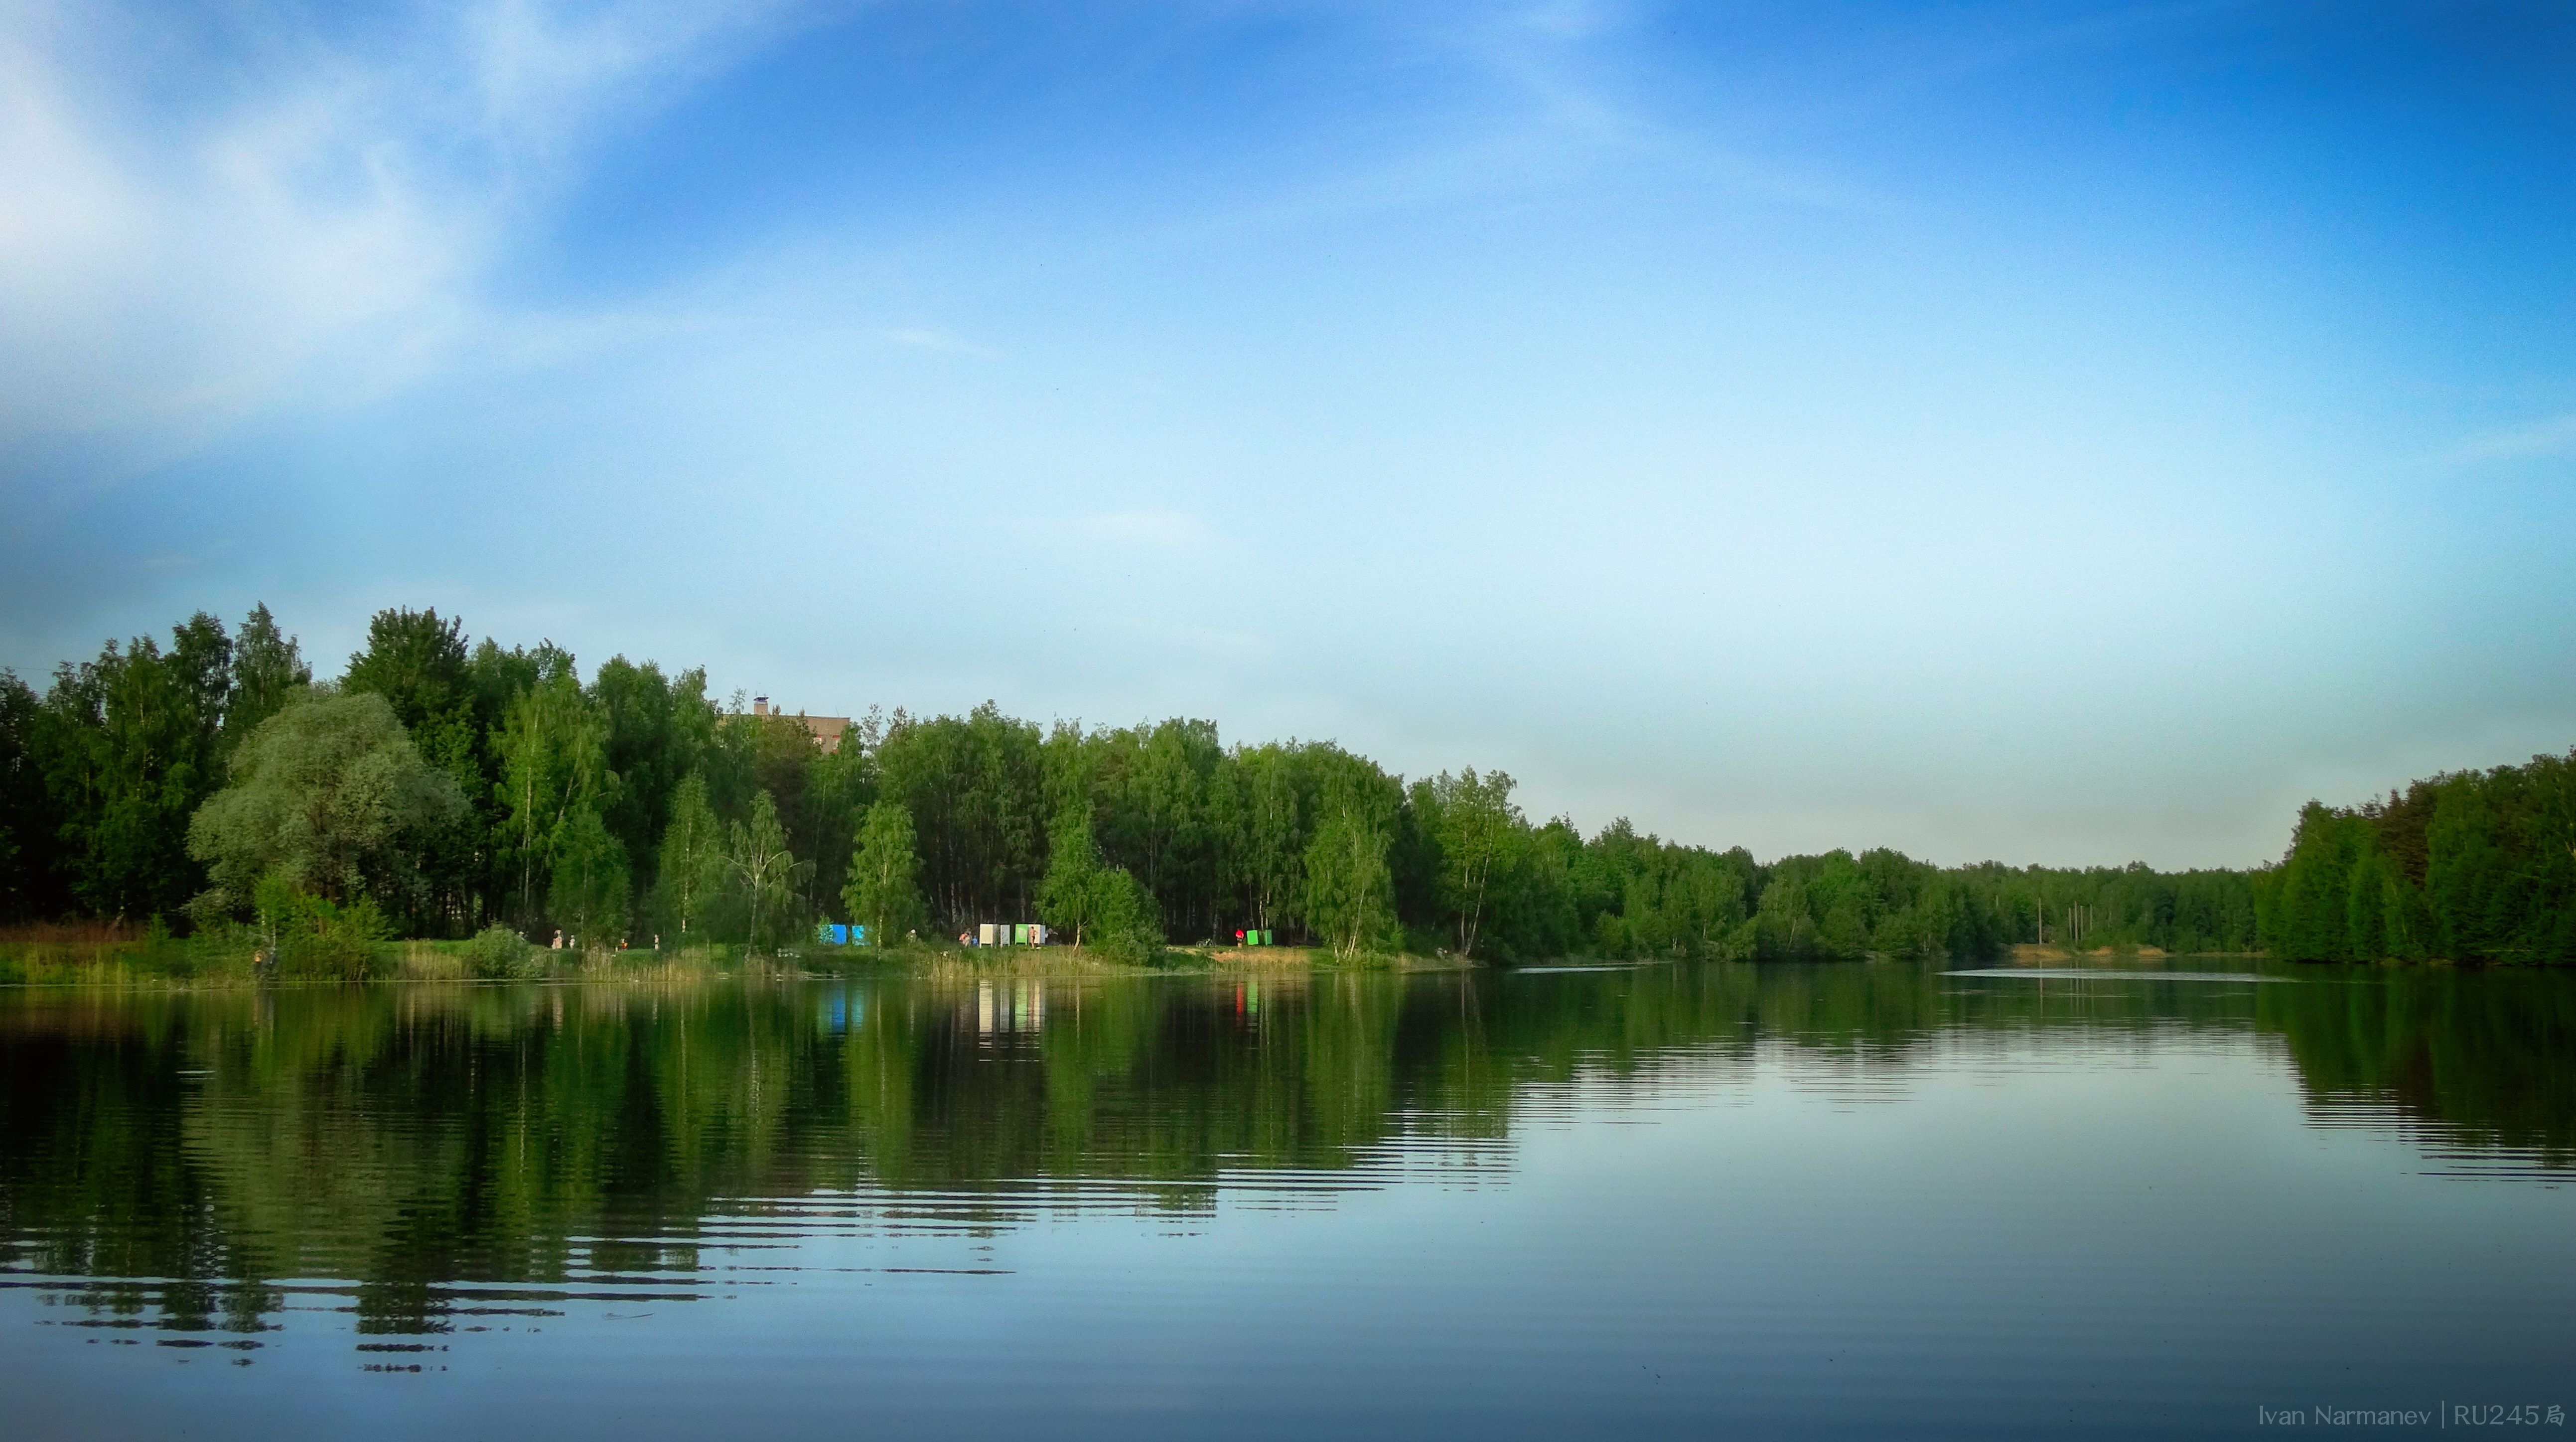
[
  {"x1": 728, "y1": 789, "x2": 806, "y2": 952},
  {"x1": 1302, "y1": 796, "x2": 1396, "y2": 960},
  {"x1": 1431, "y1": 768, "x2": 1522, "y2": 959},
  {"x1": 654, "y1": 772, "x2": 723, "y2": 943},
  {"x1": 840, "y1": 799, "x2": 926, "y2": 947},
  {"x1": 187, "y1": 689, "x2": 464, "y2": 914}
]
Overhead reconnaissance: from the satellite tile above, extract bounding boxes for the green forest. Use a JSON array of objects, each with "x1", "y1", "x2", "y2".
[
  {"x1": 0, "y1": 603, "x2": 2565, "y2": 965},
  {"x1": 2260, "y1": 762, "x2": 2576, "y2": 965}
]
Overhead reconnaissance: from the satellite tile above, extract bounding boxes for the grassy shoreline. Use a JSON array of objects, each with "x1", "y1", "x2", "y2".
[
  {"x1": 0, "y1": 924, "x2": 2319, "y2": 991},
  {"x1": 0, "y1": 927, "x2": 1476, "y2": 989}
]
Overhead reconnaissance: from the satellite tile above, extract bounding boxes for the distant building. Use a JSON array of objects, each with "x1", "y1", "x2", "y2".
[{"x1": 749, "y1": 695, "x2": 853, "y2": 754}]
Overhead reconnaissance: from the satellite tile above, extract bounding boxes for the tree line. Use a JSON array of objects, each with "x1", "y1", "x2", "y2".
[
  {"x1": 6, "y1": 602, "x2": 2557, "y2": 964},
  {"x1": 2257, "y1": 755, "x2": 2576, "y2": 964}
]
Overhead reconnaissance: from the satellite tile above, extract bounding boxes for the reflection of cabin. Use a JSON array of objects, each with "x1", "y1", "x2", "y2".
[
  {"x1": 976, "y1": 980, "x2": 1044, "y2": 1038},
  {"x1": 749, "y1": 695, "x2": 851, "y2": 754}
]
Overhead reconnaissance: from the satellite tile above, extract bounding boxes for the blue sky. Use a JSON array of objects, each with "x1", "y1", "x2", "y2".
[{"x1": 4, "y1": 0, "x2": 2572, "y2": 869}]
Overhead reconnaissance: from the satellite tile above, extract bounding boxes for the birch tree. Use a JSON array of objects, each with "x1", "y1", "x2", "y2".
[
  {"x1": 1302, "y1": 796, "x2": 1395, "y2": 960},
  {"x1": 654, "y1": 771, "x2": 722, "y2": 942},
  {"x1": 727, "y1": 789, "x2": 806, "y2": 951},
  {"x1": 1432, "y1": 768, "x2": 1520, "y2": 959},
  {"x1": 495, "y1": 671, "x2": 610, "y2": 924}
]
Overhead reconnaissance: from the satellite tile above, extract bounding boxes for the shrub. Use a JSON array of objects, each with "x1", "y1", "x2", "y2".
[
  {"x1": 466, "y1": 924, "x2": 540, "y2": 980},
  {"x1": 274, "y1": 893, "x2": 391, "y2": 979}
]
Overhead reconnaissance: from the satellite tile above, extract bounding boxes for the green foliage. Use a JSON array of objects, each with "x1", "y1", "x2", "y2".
[
  {"x1": 876, "y1": 702, "x2": 1044, "y2": 927},
  {"x1": 341, "y1": 608, "x2": 474, "y2": 757},
  {"x1": 1098, "y1": 718, "x2": 1221, "y2": 935},
  {"x1": 1035, "y1": 804, "x2": 1163, "y2": 960},
  {"x1": 14, "y1": 600, "x2": 2569, "y2": 968},
  {"x1": 186, "y1": 689, "x2": 466, "y2": 922},
  {"x1": 2260, "y1": 754, "x2": 2576, "y2": 965},
  {"x1": 1425, "y1": 767, "x2": 1522, "y2": 958},
  {"x1": 653, "y1": 772, "x2": 724, "y2": 942},
  {"x1": 341, "y1": 610, "x2": 485, "y2": 896},
  {"x1": 0, "y1": 671, "x2": 48, "y2": 922},
  {"x1": 840, "y1": 799, "x2": 926, "y2": 946},
  {"x1": 494, "y1": 669, "x2": 612, "y2": 924},
  {"x1": 1086, "y1": 866, "x2": 1166, "y2": 964},
  {"x1": 727, "y1": 789, "x2": 806, "y2": 951},
  {"x1": 260, "y1": 884, "x2": 393, "y2": 979},
  {"x1": 465, "y1": 923, "x2": 541, "y2": 980},
  {"x1": 590, "y1": 657, "x2": 707, "y2": 891},
  {"x1": 37, "y1": 613, "x2": 233, "y2": 920},
  {"x1": 1036, "y1": 805, "x2": 1108, "y2": 946},
  {"x1": 1231, "y1": 743, "x2": 1305, "y2": 934},
  {"x1": 1303, "y1": 793, "x2": 1398, "y2": 960},
  {"x1": 800, "y1": 718, "x2": 877, "y2": 922},
  {"x1": 547, "y1": 805, "x2": 631, "y2": 949},
  {"x1": 221, "y1": 603, "x2": 311, "y2": 763}
]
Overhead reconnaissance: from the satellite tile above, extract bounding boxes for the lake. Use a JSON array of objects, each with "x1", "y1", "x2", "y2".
[{"x1": 2, "y1": 960, "x2": 2570, "y2": 1438}]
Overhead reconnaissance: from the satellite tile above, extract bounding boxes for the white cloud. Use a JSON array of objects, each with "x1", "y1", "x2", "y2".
[{"x1": 0, "y1": 0, "x2": 815, "y2": 503}]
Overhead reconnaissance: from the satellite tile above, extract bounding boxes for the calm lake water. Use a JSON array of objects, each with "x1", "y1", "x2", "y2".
[{"x1": 2, "y1": 959, "x2": 2571, "y2": 1439}]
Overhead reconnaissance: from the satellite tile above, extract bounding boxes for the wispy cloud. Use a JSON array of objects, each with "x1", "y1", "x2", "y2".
[
  {"x1": 883, "y1": 327, "x2": 999, "y2": 358},
  {"x1": 0, "y1": 0, "x2": 817, "y2": 503},
  {"x1": 2435, "y1": 413, "x2": 2576, "y2": 466},
  {"x1": 1071, "y1": 510, "x2": 1220, "y2": 551}
]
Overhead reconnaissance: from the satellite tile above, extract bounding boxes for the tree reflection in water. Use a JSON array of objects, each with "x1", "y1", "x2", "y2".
[{"x1": 1, "y1": 961, "x2": 2568, "y2": 1338}]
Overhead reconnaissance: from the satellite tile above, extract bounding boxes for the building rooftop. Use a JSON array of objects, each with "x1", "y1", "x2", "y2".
[{"x1": 749, "y1": 696, "x2": 853, "y2": 754}]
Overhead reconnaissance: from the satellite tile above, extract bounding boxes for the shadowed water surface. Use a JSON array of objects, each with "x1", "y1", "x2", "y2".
[{"x1": 1, "y1": 960, "x2": 2571, "y2": 1438}]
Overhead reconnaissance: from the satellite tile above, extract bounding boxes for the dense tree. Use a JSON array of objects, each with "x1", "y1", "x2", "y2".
[
  {"x1": 0, "y1": 672, "x2": 51, "y2": 920},
  {"x1": 840, "y1": 799, "x2": 926, "y2": 946},
  {"x1": 797, "y1": 713, "x2": 874, "y2": 924},
  {"x1": 18, "y1": 600, "x2": 2572, "y2": 968},
  {"x1": 2260, "y1": 755, "x2": 2576, "y2": 965},
  {"x1": 1034, "y1": 803, "x2": 1158, "y2": 958},
  {"x1": 37, "y1": 615, "x2": 233, "y2": 920},
  {"x1": 654, "y1": 772, "x2": 724, "y2": 944},
  {"x1": 342, "y1": 608, "x2": 479, "y2": 783},
  {"x1": 547, "y1": 805, "x2": 631, "y2": 950},
  {"x1": 589, "y1": 657, "x2": 706, "y2": 897},
  {"x1": 494, "y1": 670, "x2": 611, "y2": 925},
  {"x1": 221, "y1": 604, "x2": 310, "y2": 763},
  {"x1": 1085, "y1": 866, "x2": 1164, "y2": 963},
  {"x1": 1230, "y1": 743, "x2": 1304, "y2": 935},
  {"x1": 876, "y1": 703, "x2": 1043, "y2": 926},
  {"x1": 1303, "y1": 792, "x2": 1397, "y2": 960},
  {"x1": 1425, "y1": 768, "x2": 1521, "y2": 959},
  {"x1": 1097, "y1": 718, "x2": 1221, "y2": 937},
  {"x1": 186, "y1": 689, "x2": 465, "y2": 917}
]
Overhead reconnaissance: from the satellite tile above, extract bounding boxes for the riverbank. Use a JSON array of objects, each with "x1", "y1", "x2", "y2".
[
  {"x1": 889, "y1": 943, "x2": 1474, "y2": 983},
  {"x1": 0, "y1": 924, "x2": 1473, "y2": 988}
]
